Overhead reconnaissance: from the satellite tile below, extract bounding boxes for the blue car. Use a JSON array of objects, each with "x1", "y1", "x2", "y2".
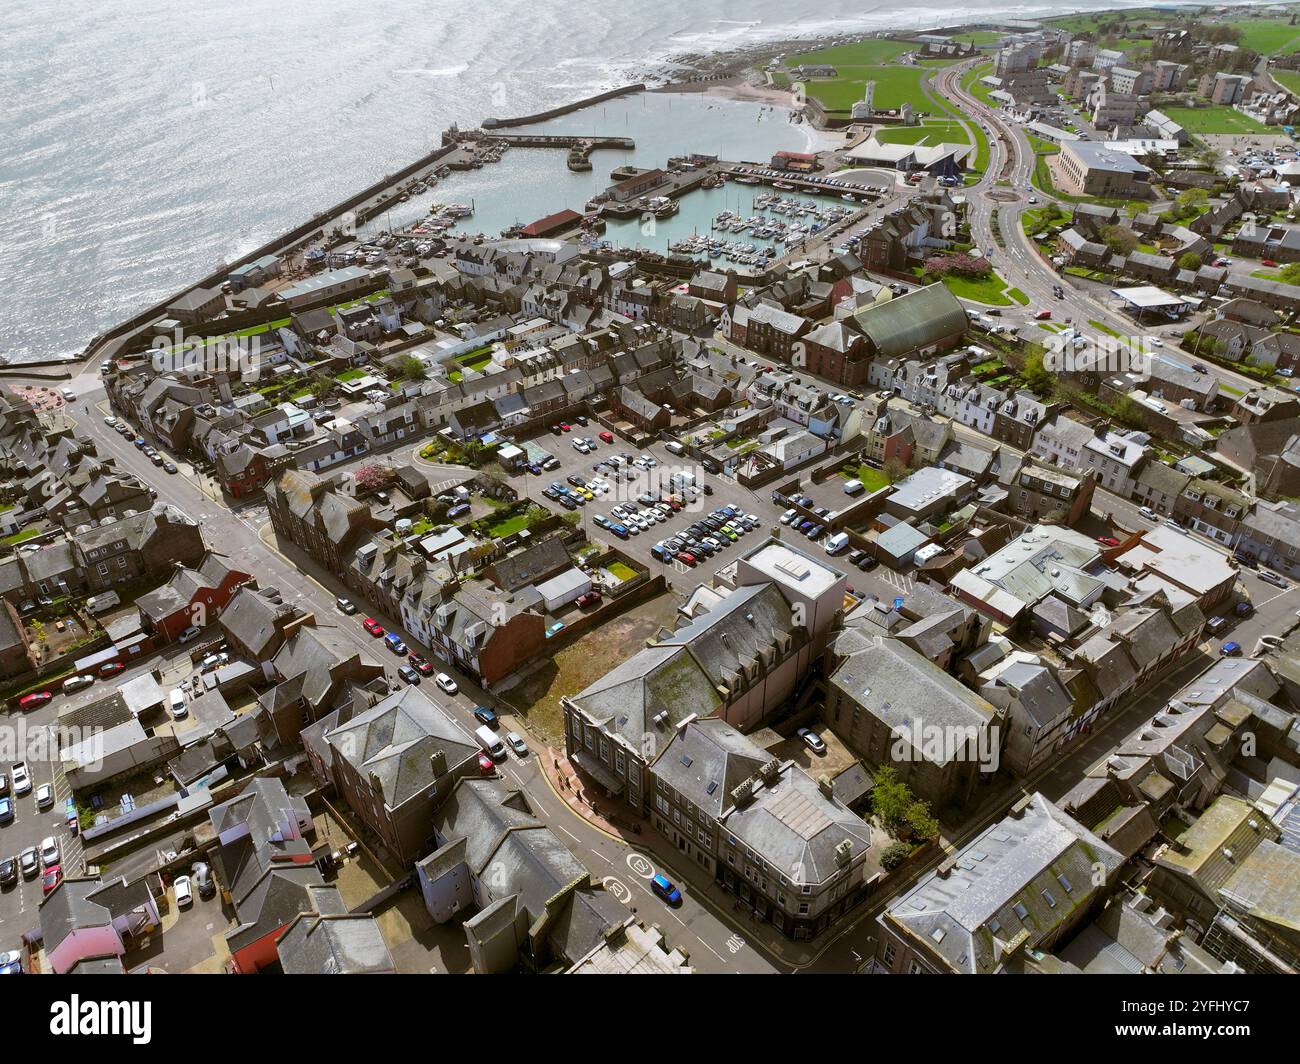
[
  {"x1": 1221, "y1": 641, "x2": 1242, "y2": 657},
  {"x1": 473, "y1": 704, "x2": 498, "y2": 726},
  {"x1": 797, "y1": 520, "x2": 814, "y2": 533},
  {"x1": 0, "y1": 796, "x2": 12, "y2": 824},
  {"x1": 383, "y1": 632, "x2": 408, "y2": 655},
  {"x1": 650, "y1": 873, "x2": 682, "y2": 906},
  {"x1": 610, "y1": 523, "x2": 629, "y2": 539}
]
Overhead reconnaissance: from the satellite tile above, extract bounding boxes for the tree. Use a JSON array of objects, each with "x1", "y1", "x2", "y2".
[
  {"x1": 1112, "y1": 394, "x2": 1146, "y2": 428},
  {"x1": 396, "y1": 354, "x2": 427, "y2": 382},
  {"x1": 1022, "y1": 346, "x2": 1054, "y2": 396},
  {"x1": 883, "y1": 456, "x2": 909, "y2": 483},
  {"x1": 1177, "y1": 251, "x2": 1203, "y2": 271},
  {"x1": 352, "y1": 464, "x2": 390, "y2": 494},
  {"x1": 1100, "y1": 224, "x2": 1139, "y2": 256},
  {"x1": 1280, "y1": 262, "x2": 1300, "y2": 285},
  {"x1": 870, "y1": 766, "x2": 940, "y2": 841}
]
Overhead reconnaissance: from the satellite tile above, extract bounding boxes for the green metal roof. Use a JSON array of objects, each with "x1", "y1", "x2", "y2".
[{"x1": 853, "y1": 282, "x2": 967, "y2": 359}]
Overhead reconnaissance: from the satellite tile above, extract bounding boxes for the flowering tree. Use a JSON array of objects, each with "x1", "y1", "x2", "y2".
[
  {"x1": 353, "y1": 464, "x2": 390, "y2": 494},
  {"x1": 924, "y1": 252, "x2": 992, "y2": 279}
]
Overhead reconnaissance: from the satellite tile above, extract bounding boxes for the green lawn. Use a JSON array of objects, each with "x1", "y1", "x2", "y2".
[
  {"x1": 487, "y1": 513, "x2": 531, "y2": 538},
  {"x1": 1252, "y1": 269, "x2": 1300, "y2": 287},
  {"x1": 607, "y1": 562, "x2": 637, "y2": 582},
  {"x1": 937, "y1": 271, "x2": 1018, "y2": 305},
  {"x1": 336, "y1": 368, "x2": 365, "y2": 382},
  {"x1": 844, "y1": 465, "x2": 891, "y2": 493},
  {"x1": 1089, "y1": 320, "x2": 1122, "y2": 338},
  {"x1": 787, "y1": 39, "x2": 914, "y2": 68},
  {"x1": 876, "y1": 121, "x2": 969, "y2": 145},
  {"x1": 1225, "y1": 17, "x2": 1300, "y2": 56},
  {"x1": 3, "y1": 527, "x2": 41, "y2": 546},
  {"x1": 1160, "y1": 105, "x2": 1270, "y2": 135},
  {"x1": 1274, "y1": 69, "x2": 1300, "y2": 97},
  {"x1": 947, "y1": 31, "x2": 1004, "y2": 45}
]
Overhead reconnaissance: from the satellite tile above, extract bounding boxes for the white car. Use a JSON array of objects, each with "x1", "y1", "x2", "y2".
[
  {"x1": 173, "y1": 875, "x2": 194, "y2": 908},
  {"x1": 11, "y1": 762, "x2": 31, "y2": 796},
  {"x1": 35, "y1": 783, "x2": 54, "y2": 810},
  {"x1": 796, "y1": 728, "x2": 827, "y2": 755},
  {"x1": 505, "y1": 732, "x2": 529, "y2": 757},
  {"x1": 1146, "y1": 336, "x2": 1164, "y2": 347},
  {"x1": 571, "y1": 440, "x2": 590, "y2": 454},
  {"x1": 1138, "y1": 506, "x2": 1158, "y2": 521},
  {"x1": 435, "y1": 673, "x2": 459, "y2": 695},
  {"x1": 781, "y1": 508, "x2": 798, "y2": 525},
  {"x1": 40, "y1": 836, "x2": 60, "y2": 869},
  {"x1": 639, "y1": 454, "x2": 658, "y2": 468}
]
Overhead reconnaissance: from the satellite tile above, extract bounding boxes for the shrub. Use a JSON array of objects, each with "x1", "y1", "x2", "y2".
[{"x1": 880, "y1": 841, "x2": 912, "y2": 871}]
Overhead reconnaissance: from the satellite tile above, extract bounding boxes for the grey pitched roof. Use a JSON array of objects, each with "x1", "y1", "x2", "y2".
[
  {"x1": 276, "y1": 910, "x2": 395, "y2": 974},
  {"x1": 654, "y1": 718, "x2": 773, "y2": 818},
  {"x1": 886, "y1": 793, "x2": 1123, "y2": 973}
]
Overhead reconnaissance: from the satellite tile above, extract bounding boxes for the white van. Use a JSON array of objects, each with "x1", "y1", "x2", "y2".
[
  {"x1": 664, "y1": 441, "x2": 686, "y2": 456},
  {"x1": 169, "y1": 688, "x2": 187, "y2": 719},
  {"x1": 824, "y1": 531, "x2": 851, "y2": 555},
  {"x1": 475, "y1": 725, "x2": 506, "y2": 761},
  {"x1": 85, "y1": 591, "x2": 121, "y2": 615},
  {"x1": 843, "y1": 479, "x2": 865, "y2": 495}
]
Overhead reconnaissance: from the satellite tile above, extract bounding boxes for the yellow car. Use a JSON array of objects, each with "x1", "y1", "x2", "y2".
[{"x1": 575, "y1": 487, "x2": 594, "y2": 501}]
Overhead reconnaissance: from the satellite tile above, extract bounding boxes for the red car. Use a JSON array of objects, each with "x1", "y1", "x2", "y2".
[
  {"x1": 1262, "y1": 258, "x2": 1279, "y2": 268},
  {"x1": 664, "y1": 498, "x2": 682, "y2": 512},
  {"x1": 576, "y1": 591, "x2": 602, "y2": 608},
  {"x1": 361, "y1": 618, "x2": 385, "y2": 637},
  {"x1": 18, "y1": 691, "x2": 52, "y2": 710},
  {"x1": 477, "y1": 752, "x2": 496, "y2": 775},
  {"x1": 598, "y1": 431, "x2": 614, "y2": 444},
  {"x1": 1034, "y1": 309, "x2": 1052, "y2": 321},
  {"x1": 559, "y1": 422, "x2": 571, "y2": 432},
  {"x1": 675, "y1": 551, "x2": 698, "y2": 567},
  {"x1": 42, "y1": 865, "x2": 63, "y2": 895},
  {"x1": 408, "y1": 654, "x2": 436, "y2": 676},
  {"x1": 1097, "y1": 535, "x2": 1120, "y2": 547},
  {"x1": 98, "y1": 662, "x2": 125, "y2": 677}
]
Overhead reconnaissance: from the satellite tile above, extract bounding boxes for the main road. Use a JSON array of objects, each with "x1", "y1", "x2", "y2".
[{"x1": 931, "y1": 58, "x2": 1267, "y2": 399}]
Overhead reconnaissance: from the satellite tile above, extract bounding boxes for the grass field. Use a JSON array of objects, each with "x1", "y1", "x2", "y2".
[
  {"x1": 845, "y1": 465, "x2": 892, "y2": 492},
  {"x1": 936, "y1": 270, "x2": 1020, "y2": 305},
  {"x1": 787, "y1": 40, "x2": 948, "y2": 116},
  {"x1": 1226, "y1": 17, "x2": 1300, "y2": 56},
  {"x1": 946, "y1": 31, "x2": 1004, "y2": 45},
  {"x1": 1160, "y1": 105, "x2": 1270, "y2": 135},
  {"x1": 875, "y1": 120, "x2": 969, "y2": 145},
  {"x1": 1274, "y1": 69, "x2": 1300, "y2": 97}
]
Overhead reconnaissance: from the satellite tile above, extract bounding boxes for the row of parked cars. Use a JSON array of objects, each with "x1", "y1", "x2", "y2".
[
  {"x1": 106, "y1": 416, "x2": 178, "y2": 474},
  {"x1": 356, "y1": 613, "x2": 461, "y2": 693},
  {"x1": 649, "y1": 505, "x2": 761, "y2": 566},
  {"x1": 0, "y1": 824, "x2": 63, "y2": 897}
]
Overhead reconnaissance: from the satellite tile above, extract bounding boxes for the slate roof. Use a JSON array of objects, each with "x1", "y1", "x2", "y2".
[{"x1": 853, "y1": 283, "x2": 966, "y2": 359}]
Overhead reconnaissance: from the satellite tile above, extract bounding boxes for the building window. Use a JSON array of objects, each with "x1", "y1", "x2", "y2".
[
  {"x1": 883, "y1": 942, "x2": 897, "y2": 966},
  {"x1": 798, "y1": 903, "x2": 810, "y2": 915}
]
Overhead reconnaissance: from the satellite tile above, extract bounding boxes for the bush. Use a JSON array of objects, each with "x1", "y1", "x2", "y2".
[{"x1": 880, "y1": 841, "x2": 912, "y2": 871}]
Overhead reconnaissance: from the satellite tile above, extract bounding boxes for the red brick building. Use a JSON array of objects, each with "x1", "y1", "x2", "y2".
[{"x1": 136, "y1": 554, "x2": 252, "y2": 642}]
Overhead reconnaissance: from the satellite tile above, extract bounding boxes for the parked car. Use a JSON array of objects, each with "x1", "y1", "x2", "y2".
[
  {"x1": 97, "y1": 661, "x2": 125, "y2": 677},
  {"x1": 797, "y1": 728, "x2": 827, "y2": 754},
  {"x1": 62, "y1": 674, "x2": 95, "y2": 695},
  {"x1": 598, "y1": 431, "x2": 614, "y2": 443},
  {"x1": 435, "y1": 673, "x2": 459, "y2": 695},
  {"x1": 336, "y1": 597, "x2": 357, "y2": 614},
  {"x1": 361, "y1": 618, "x2": 385, "y2": 637},
  {"x1": 35, "y1": 783, "x2": 53, "y2": 811},
  {"x1": 19, "y1": 847, "x2": 38, "y2": 878},
  {"x1": 1138, "y1": 506, "x2": 1158, "y2": 521},
  {"x1": 506, "y1": 732, "x2": 529, "y2": 757},
  {"x1": 1235, "y1": 601, "x2": 1255, "y2": 618},
  {"x1": 1259, "y1": 570, "x2": 1289, "y2": 590},
  {"x1": 398, "y1": 665, "x2": 421, "y2": 685},
  {"x1": 0, "y1": 857, "x2": 17, "y2": 888},
  {"x1": 576, "y1": 591, "x2": 602, "y2": 608},
  {"x1": 408, "y1": 654, "x2": 435, "y2": 676},
  {"x1": 17, "y1": 691, "x2": 52, "y2": 710},
  {"x1": 173, "y1": 875, "x2": 193, "y2": 908},
  {"x1": 650, "y1": 873, "x2": 682, "y2": 906},
  {"x1": 0, "y1": 797, "x2": 12, "y2": 824},
  {"x1": 39, "y1": 836, "x2": 60, "y2": 869},
  {"x1": 42, "y1": 866, "x2": 62, "y2": 896},
  {"x1": 1097, "y1": 536, "x2": 1120, "y2": 548},
  {"x1": 1221, "y1": 641, "x2": 1242, "y2": 657},
  {"x1": 383, "y1": 632, "x2": 408, "y2": 655},
  {"x1": 1206, "y1": 616, "x2": 1230, "y2": 634},
  {"x1": 473, "y1": 704, "x2": 498, "y2": 727},
  {"x1": 193, "y1": 862, "x2": 215, "y2": 899},
  {"x1": 11, "y1": 763, "x2": 30, "y2": 797}
]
